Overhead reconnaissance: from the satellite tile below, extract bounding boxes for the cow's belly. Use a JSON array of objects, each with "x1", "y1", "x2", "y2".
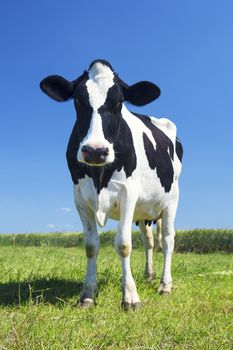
[
  {"x1": 109, "y1": 202, "x2": 163, "y2": 222},
  {"x1": 76, "y1": 168, "x2": 178, "y2": 227},
  {"x1": 109, "y1": 190, "x2": 170, "y2": 222}
]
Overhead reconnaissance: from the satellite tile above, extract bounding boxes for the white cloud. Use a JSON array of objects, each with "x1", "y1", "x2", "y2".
[
  {"x1": 46, "y1": 223, "x2": 75, "y2": 231},
  {"x1": 61, "y1": 207, "x2": 72, "y2": 212},
  {"x1": 47, "y1": 224, "x2": 55, "y2": 228}
]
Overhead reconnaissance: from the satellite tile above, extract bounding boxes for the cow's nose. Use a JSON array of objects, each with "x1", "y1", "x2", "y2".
[{"x1": 81, "y1": 145, "x2": 109, "y2": 165}]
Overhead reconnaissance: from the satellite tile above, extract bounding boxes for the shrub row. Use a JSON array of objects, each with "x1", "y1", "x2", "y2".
[
  {"x1": 0, "y1": 229, "x2": 232, "y2": 253},
  {"x1": 174, "y1": 229, "x2": 233, "y2": 253}
]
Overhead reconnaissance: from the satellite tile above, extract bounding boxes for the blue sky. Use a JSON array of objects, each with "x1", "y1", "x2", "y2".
[{"x1": 0, "y1": 1, "x2": 233, "y2": 233}]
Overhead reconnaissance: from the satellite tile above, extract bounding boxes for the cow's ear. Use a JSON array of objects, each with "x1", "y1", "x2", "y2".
[
  {"x1": 124, "y1": 81, "x2": 161, "y2": 106},
  {"x1": 40, "y1": 75, "x2": 74, "y2": 102}
]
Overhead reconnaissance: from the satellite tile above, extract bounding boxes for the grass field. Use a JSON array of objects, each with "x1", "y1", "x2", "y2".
[{"x1": 0, "y1": 237, "x2": 232, "y2": 349}]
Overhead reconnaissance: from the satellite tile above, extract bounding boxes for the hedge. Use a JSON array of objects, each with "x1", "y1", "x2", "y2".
[{"x1": 0, "y1": 229, "x2": 232, "y2": 253}]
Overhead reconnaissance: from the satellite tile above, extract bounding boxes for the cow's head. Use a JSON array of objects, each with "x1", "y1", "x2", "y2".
[{"x1": 40, "y1": 59, "x2": 160, "y2": 166}]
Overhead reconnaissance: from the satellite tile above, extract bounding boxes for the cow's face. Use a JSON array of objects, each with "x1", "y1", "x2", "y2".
[
  {"x1": 40, "y1": 59, "x2": 160, "y2": 166},
  {"x1": 73, "y1": 62, "x2": 123, "y2": 165}
]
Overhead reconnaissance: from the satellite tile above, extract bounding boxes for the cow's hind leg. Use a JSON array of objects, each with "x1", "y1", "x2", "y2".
[
  {"x1": 74, "y1": 188, "x2": 99, "y2": 307},
  {"x1": 139, "y1": 221, "x2": 155, "y2": 281},
  {"x1": 158, "y1": 201, "x2": 178, "y2": 294},
  {"x1": 156, "y1": 218, "x2": 162, "y2": 249}
]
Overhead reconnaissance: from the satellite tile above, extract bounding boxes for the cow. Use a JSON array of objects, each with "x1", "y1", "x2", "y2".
[{"x1": 40, "y1": 59, "x2": 183, "y2": 309}]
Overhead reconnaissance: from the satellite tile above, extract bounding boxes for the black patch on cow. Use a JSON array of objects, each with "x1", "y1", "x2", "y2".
[
  {"x1": 176, "y1": 138, "x2": 183, "y2": 163},
  {"x1": 98, "y1": 82, "x2": 124, "y2": 143},
  {"x1": 66, "y1": 121, "x2": 84, "y2": 184},
  {"x1": 113, "y1": 116, "x2": 137, "y2": 178},
  {"x1": 133, "y1": 112, "x2": 174, "y2": 193},
  {"x1": 142, "y1": 132, "x2": 174, "y2": 192}
]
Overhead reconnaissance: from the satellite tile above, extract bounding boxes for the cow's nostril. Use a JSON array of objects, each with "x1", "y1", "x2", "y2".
[
  {"x1": 82, "y1": 145, "x2": 88, "y2": 153},
  {"x1": 103, "y1": 148, "x2": 109, "y2": 156}
]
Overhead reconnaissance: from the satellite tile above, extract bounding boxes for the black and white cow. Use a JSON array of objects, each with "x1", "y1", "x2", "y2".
[{"x1": 40, "y1": 59, "x2": 183, "y2": 309}]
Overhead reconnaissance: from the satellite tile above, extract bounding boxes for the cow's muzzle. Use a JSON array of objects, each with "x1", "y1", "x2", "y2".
[{"x1": 81, "y1": 145, "x2": 109, "y2": 165}]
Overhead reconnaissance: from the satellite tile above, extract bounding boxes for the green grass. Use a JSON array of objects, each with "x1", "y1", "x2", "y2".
[{"x1": 0, "y1": 245, "x2": 232, "y2": 349}]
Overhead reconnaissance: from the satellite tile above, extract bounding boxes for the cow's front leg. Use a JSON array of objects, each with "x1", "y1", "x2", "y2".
[
  {"x1": 74, "y1": 189, "x2": 99, "y2": 307},
  {"x1": 81, "y1": 220, "x2": 99, "y2": 307},
  {"x1": 115, "y1": 191, "x2": 140, "y2": 310}
]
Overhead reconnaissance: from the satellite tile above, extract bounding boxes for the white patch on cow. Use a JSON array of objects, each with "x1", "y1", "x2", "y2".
[
  {"x1": 150, "y1": 117, "x2": 177, "y2": 145},
  {"x1": 87, "y1": 63, "x2": 114, "y2": 109},
  {"x1": 78, "y1": 63, "x2": 115, "y2": 165},
  {"x1": 95, "y1": 171, "x2": 129, "y2": 226}
]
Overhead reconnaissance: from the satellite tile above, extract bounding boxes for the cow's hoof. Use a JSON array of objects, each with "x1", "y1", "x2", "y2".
[
  {"x1": 78, "y1": 298, "x2": 95, "y2": 308},
  {"x1": 158, "y1": 282, "x2": 172, "y2": 294},
  {"x1": 121, "y1": 301, "x2": 131, "y2": 311},
  {"x1": 145, "y1": 272, "x2": 155, "y2": 282},
  {"x1": 121, "y1": 301, "x2": 141, "y2": 311},
  {"x1": 132, "y1": 301, "x2": 141, "y2": 310}
]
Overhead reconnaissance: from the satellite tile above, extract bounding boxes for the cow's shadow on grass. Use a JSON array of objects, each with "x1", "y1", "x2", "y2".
[{"x1": 0, "y1": 278, "x2": 107, "y2": 306}]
